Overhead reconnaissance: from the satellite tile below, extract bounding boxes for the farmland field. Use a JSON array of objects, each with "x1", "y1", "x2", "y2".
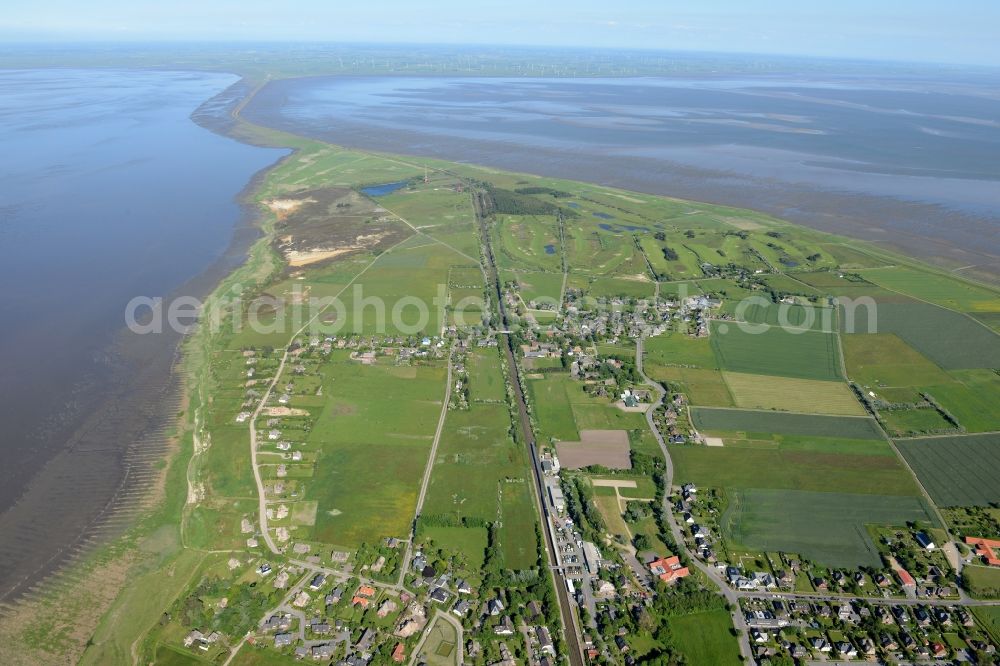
[
  {"x1": 841, "y1": 333, "x2": 953, "y2": 388},
  {"x1": 671, "y1": 443, "x2": 920, "y2": 496},
  {"x1": 923, "y1": 371, "x2": 1000, "y2": 433},
  {"x1": 644, "y1": 331, "x2": 718, "y2": 369},
  {"x1": 964, "y1": 566, "x2": 1000, "y2": 599},
  {"x1": 498, "y1": 481, "x2": 539, "y2": 569},
  {"x1": 895, "y1": 434, "x2": 1000, "y2": 507},
  {"x1": 859, "y1": 266, "x2": 1000, "y2": 312},
  {"x1": 647, "y1": 366, "x2": 734, "y2": 407},
  {"x1": 848, "y1": 301, "x2": 1000, "y2": 370},
  {"x1": 880, "y1": 408, "x2": 954, "y2": 437},
  {"x1": 691, "y1": 407, "x2": 883, "y2": 440},
  {"x1": 726, "y1": 299, "x2": 835, "y2": 332},
  {"x1": 722, "y1": 372, "x2": 865, "y2": 415},
  {"x1": 721, "y1": 488, "x2": 939, "y2": 568},
  {"x1": 308, "y1": 355, "x2": 448, "y2": 548},
  {"x1": 467, "y1": 348, "x2": 507, "y2": 402},
  {"x1": 501, "y1": 269, "x2": 564, "y2": 306},
  {"x1": 528, "y1": 375, "x2": 581, "y2": 442},
  {"x1": 709, "y1": 323, "x2": 842, "y2": 381}
]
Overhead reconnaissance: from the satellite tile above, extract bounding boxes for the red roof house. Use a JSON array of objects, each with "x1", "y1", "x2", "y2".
[
  {"x1": 648, "y1": 555, "x2": 690, "y2": 583},
  {"x1": 896, "y1": 568, "x2": 916, "y2": 587},
  {"x1": 966, "y1": 537, "x2": 1000, "y2": 566}
]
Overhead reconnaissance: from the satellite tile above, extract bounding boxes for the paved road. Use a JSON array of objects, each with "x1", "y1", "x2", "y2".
[
  {"x1": 399, "y1": 353, "x2": 454, "y2": 585},
  {"x1": 635, "y1": 337, "x2": 754, "y2": 662}
]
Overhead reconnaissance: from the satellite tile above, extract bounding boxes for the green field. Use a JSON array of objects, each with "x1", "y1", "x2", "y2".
[
  {"x1": 895, "y1": 434, "x2": 1000, "y2": 507},
  {"x1": 467, "y1": 348, "x2": 507, "y2": 402},
  {"x1": 964, "y1": 566, "x2": 1000, "y2": 599},
  {"x1": 842, "y1": 333, "x2": 954, "y2": 388},
  {"x1": 880, "y1": 407, "x2": 954, "y2": 437},
  {"x1": 859, "y1": 266, "x2": 1000, "y2": 312},
  {"x1": 848, "y1": 301, "x2": 1000, "y2": 370},
  {"x1": 924, "y1": 371, "x2": 1000, "y2": 433},
  {"x1": 647, "y1": 366, "x2": 734, "y2": 407},
  {"x1": 722, "y1": 371, "x2": 865, "y2": 415},
  {"x1": 528, "y1": 375, "x2": 581, "y2": 441},
  {"x1": 726, "y1": 299, "x2": 835, "y2": 332},
  {"x1": 644, "y1": 331, "x2": 719, "y2": 369},
  {"x1": 691, "y1": 407, "x2": 883, "y2": 440},
  {"x1": 499, "y1": 481, "x2": 540, "y2": 569},
  {"x1": 308, "y1": 355, "x2": 447, "y2": 548},
  {"x1": 669, "y1": 610, "x2": 742, "y2": 666},
  {"x1": 722, "y1": 488, "x2": 938, "y2": 568},
  {"x1": 672, "y1": 443, "x2": 920, "y2": 497},
  {"x1": 421, "y1": 526, "x2": 488, "y2": 569},
  {"x1": 501, "y1": 269, "x2": 564, "y2": 306},
  {"x1": 710, "y1": 323, "x2": 843, "y2": 381},
  {"x1": 972, "y1": 607, "x2": 1000, "y2": 644}
]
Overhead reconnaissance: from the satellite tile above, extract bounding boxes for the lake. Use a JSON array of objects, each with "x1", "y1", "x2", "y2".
[
  {"x1": 0, "y1": 69, "x2": 284, "y2": 600},
  {"x1": 243, "y1": 73, "x2": 1000, "y2": 281}
]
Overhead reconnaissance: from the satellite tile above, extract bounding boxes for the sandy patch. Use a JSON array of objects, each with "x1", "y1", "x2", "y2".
[
  {"x1": 265, "y1": 197, "x2": 314, "y2": 214},
  {"x1": 591, "y1": 478, "x2": 638, "y2": 489},
  {"x1": 704, "y1": 437, "x2": 725, "y2": 447},
  {"x1": 286, "y1": 247, "x2": 355, "y2": 267},
  {"x1": 262, "y1": 406, "x2": 309, "y2": 417}
]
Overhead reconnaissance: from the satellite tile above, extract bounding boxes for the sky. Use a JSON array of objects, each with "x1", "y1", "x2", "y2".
[{"x1": 3, "y1": 0, "x2": 999, "y2": 67}]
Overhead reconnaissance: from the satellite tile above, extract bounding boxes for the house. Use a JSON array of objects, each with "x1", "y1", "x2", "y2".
[
  {"x1": 274, "y1": 632, "x2": 294, "y2": 647},
  {"x1": 456, "y1": 579, "x2": 472, "y2": 594},
  {"x1": 262, "y1": 614, "x2": 291, "y2": 632},
  {"x1": 452, "y1": 599, "x2": 472, "y2": 616},
  {"x1": 836, "y1": 641, "x2": 858, "y2": 659},
  {"x1": 429, "y1": 587, "x2": 449, "y2": 603},
  {"x1": 896, "y1": 568, "x2": 916, "y2": 587},
  {"x1": 648, "y1": 555, "x2": 689, "y2": 583},
  {"x1": 488, "y1": 598, "x2": 505, "y2": 616},
  {"x1": 355, "y1": 629, "x2": 377, "y2": 655},
  {"x1": 494, "y1": 615, "x2": 515, "y2": 636},
  {"x1": 615, "y1": 635, "x2": 630, "y2": 653},
  {"x1": 536, "y1": 626, "x2": 555, "y2": 656},
  {"x1": 915, "y1": 531, "x2": 936, "y2": 550},
  {"x1": 809, "y1": 637, "x2": 831, "y2": 653},
  {"x1": 311, "y1": 643, "x2": 334, "y2": 660},
  {"x1": 377, "y1": 599, "x2": 398, "y2": 617},
  {"x1": 966, "y1": 536, "x2": 1000, "y2": 566},
  {"x1": 309, "y1": 573, "x2": 325, "y2": 590},
  {"x1": 391, "y1": 643, "x2": 406, "y2": 663}
]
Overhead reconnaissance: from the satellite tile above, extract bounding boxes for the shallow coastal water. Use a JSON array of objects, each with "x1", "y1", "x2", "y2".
[
  {"x1": 243, "y1": 73, "x2": 1000, "y2": 280},
  {"x1": 0, "y1": 69, "x2": 285, "y2": 601}
]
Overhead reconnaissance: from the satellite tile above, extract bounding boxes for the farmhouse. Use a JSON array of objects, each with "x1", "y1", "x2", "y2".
[
  {"x1": 648, "y1": 555, "x2": 689, "y2": 583},
  {"x1": 966, "y1": 536, "x2": 1000, "y2": 566}
]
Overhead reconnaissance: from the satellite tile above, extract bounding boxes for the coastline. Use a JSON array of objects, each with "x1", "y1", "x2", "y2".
[
  {"x1": 3, "y1": 73, "x2": 999, "y2": 665},
  {"x1": 0, "y1": 76, "x2": 293, "y2": 664}
]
